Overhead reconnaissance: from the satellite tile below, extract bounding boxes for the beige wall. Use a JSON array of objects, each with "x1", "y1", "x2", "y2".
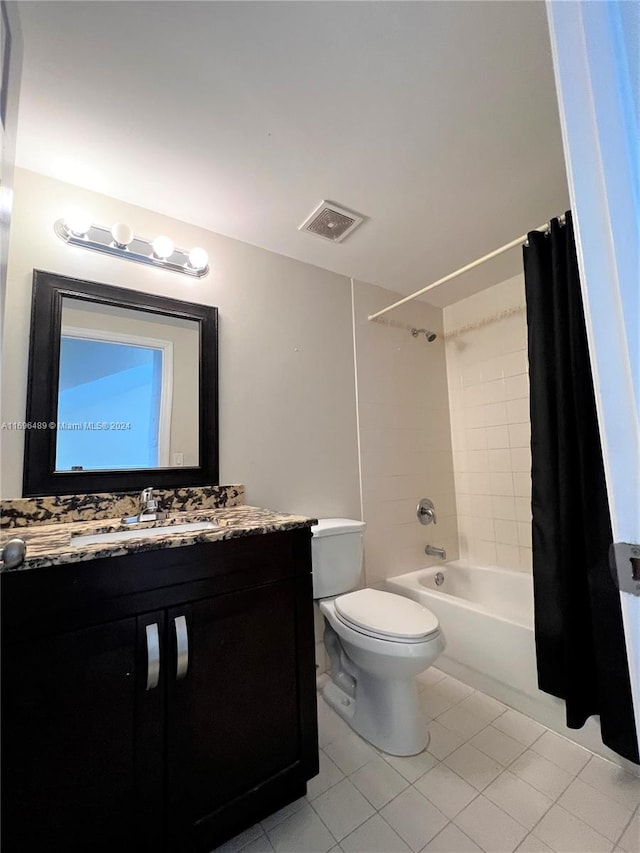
[
  {"x1": 444, "y1": 274, "x2": 532, "y2": 572},
  {"x1": 3, "y1": 170, "x2": 465, "y2": 589},
  {"x1": 1, "y1": 168, "x2": 361, "y2": 519},
  {"x1": 353, "y1": 280, "x2": 458, "y2": 588}
]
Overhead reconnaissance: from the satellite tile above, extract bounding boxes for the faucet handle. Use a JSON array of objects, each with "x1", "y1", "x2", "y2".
[
  {"x1": 140, "y1": 487, "x2": 159, "y2": 514},
  {"x1": 417, "y1": 498, "x2": 437, "y2": 525}
]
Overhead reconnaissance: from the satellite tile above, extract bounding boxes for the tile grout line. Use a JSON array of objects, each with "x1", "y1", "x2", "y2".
[
  {"x1": 403, "y1": 697, "x2": 574, "y2": 849},
  {"x1": 612, "y1": 803, "x2": 636, "y2": 850},
  {"x1": 307, "y1": 775, "x2": 376, "y2": 849},
  {"x1": 313, "y1": 685, "x2": 636, "y2": 853},
  {"x1": 228, "y1": 683, "x2": 639, "y2": 853},
  {"x1": 453, "y1": 719, "x2": 638, "y2": 851}
]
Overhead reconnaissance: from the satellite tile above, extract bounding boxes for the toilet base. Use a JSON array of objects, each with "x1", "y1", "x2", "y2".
[{"x1": 322, "y1": 673, "x2": 429, "y2": 756}]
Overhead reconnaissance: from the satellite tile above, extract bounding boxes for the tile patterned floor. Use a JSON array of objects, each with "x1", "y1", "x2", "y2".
[{"x1": 215, "y1": 668, "x2": 640, "y2": 853}]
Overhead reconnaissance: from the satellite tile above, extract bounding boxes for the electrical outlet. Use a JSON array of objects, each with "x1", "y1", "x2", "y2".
[{"x1": 172, "y1": 452, "x2": 184, "y2": 467}]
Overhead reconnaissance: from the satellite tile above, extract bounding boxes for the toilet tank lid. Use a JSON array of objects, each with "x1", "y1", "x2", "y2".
[{"x1": 312, "y1": 518, "x2": 366, "y2": 538}]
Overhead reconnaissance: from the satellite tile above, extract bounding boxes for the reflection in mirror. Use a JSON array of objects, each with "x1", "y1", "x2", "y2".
[
  {"x1": 23, "y1": 270, "x2": 218, "y2": 496},
  {"x1": 57, "y1": 298, "x2": 199, "y2": 472}
]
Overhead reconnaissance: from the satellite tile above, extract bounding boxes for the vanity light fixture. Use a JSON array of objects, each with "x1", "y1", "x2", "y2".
[
  {"x1": 110, "y1": 222, "x2": 134, "y2": 248},
  {"x1": 64, "y1": 208, "x2": 93, "y2": 237},
  {"x1": 54, "y1": 213, "x2": 210, "y2": 278},
  {"x1": 151, "y1": 235, "x2": 174, "y2": 260}
]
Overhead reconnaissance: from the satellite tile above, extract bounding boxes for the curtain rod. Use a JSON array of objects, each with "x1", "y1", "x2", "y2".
[{"x1": 367, "y1": 218, "x2": 562, "y2": 322}]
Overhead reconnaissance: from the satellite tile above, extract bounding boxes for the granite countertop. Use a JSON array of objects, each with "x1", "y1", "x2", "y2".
[{"x1": 0, "y1": 505, "x2": 317, "y2": 572}]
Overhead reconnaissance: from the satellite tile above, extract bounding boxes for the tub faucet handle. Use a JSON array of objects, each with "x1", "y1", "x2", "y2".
[{"x1": 417, "y1": 498, "x2": 436, "y2": 525}]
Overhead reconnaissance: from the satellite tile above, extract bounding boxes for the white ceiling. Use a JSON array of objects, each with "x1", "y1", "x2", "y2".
[{"x1": 15, "y1": 1, "x2": 569, "y2": 307}]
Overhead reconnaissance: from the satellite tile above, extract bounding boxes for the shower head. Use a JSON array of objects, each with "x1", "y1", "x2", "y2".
[{"x1": 411, "y1": 328, "x2": 437, "y2": 342}]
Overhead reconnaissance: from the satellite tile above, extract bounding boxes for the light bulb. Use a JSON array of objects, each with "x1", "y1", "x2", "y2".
[
  {"x1": 63, "y1": 209, "x2": 92, "y2": 236},
  {"x1": 152, "y1": 235, "x2": 174, "y2": 259},
  {"x1": 188, "y1": 247, "x2": 208, "y2": 270},
  {"x1": 111, "y1": 222, "x2": 134, "y2": 247}
]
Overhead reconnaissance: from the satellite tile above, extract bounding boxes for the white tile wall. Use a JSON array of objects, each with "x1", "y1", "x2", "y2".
[
  {"x1": 444, "y1": 275, "x2": 532, "y2": 572},
  {"x1": 352, "y1": 281, "x2": 459, "y2": 588}
]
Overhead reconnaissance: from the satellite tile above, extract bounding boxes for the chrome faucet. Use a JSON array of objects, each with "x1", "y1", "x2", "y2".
[
  {"x1": 139, "y1": 487, "x2": 160, "y2": 521},
  {"x1": 425, "y1": 544, "x2": 447, "y2": 560},
  {"x1": 123, "y1": 488, "x2": 165, "y2": 524}
]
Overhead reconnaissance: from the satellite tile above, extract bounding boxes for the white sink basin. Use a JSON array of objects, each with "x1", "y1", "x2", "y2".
[{"x1": 71, "y1": 520, "x2": 219, "y2": 547}]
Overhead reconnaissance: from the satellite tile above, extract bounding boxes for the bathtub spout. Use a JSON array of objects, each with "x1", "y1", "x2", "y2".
[{"x1": 425, "y1": 544, "x2": 447, "y2": 559}]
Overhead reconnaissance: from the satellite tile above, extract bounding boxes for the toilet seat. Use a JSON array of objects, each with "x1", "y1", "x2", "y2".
[{"x1": 334, "y1": 589, "x2": 439, "y2": 642}]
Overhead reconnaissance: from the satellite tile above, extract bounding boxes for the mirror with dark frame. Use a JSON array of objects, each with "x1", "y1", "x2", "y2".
[{"x1": 23, "y1": 270, "x2": 218, "y2": 496}]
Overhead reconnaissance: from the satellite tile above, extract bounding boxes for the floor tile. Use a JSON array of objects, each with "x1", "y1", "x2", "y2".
[
  {"x1": 426, "y1": 721, "x2": 466, "y2": 760},
  {"x1": 223, "y1": 675, "x2": 622, "y2": 853},
  {"x1": 421, "y1": 823, "x2": 483, "y2": 852},
  {"x1": 530, "y1": 729, "x2": 591, "y2": 775},
  {"x1": 324, "y1": 732, "x2": 378, "y2": 776},
  {"x1": 431, "y1": 675, "x2": 475, "y2": 704},
  {"x1": 420, "y1": 689, "x2": 458, "y2": 719},
  {"x1": 514, "y1": 834, "x2": 555, "y2": 853},
  {"x1": 484, "y1": 770, "x2": 554, "y2": 830},
  {"x1": 618, "y1": 808, "x2": 639, "y2": 852},
  {"x1": 215, "y1": 823, "x2": 265, "y2": 852},
  {"x1": 417, "y1": 667, "x2": 447, "y2": 688},
  {"x1": 380, "y1": 786, "x2": 447, "y2": 851},
  {"x1": 307, "y1": 750, "x2": 345, "y2": 801},
  {"x1": 492, "y1": 709, "x2": 546, "y2": 747},
  {"x1": 454, "y1": 691, "x2": 507, "y2": 723},
  {"x1": 318, "y1": 700, "x2": 352, "y2": 748},
  {"x1": 532, "y1": 804, "x2": 612, "y2": 853},
  {"x1": 340, "y1": 814, "x2": 411, "y2": 853},
  {"x1": 509, "y1": 749, "x2": 574, "y2": 800},
  {"x1": 350, "y1": 757, "x2": 409, "y2": 809},
  {"x1": 266, "y1": 804, "x2": 335, "y2": 853},
  {"x1": 578, "y1": 755, "x2": 640, "y2": 812},
  {"x1": 382, "y1": 747, "x2": 438, "y2": 783},
  {"x1": 436, "y1": 705, "x2": 488, "y2": 740},
  {"x1": 470, "y1": 725, "x2": 527, "y2": 766},
  {"x1": 261, "y1": 797, "x2": 308, "y2": 833},
  {"x1": 414, "y1": 763, "x2": 478, "y2": 819},
  {"x1": 238, "y1": 836, "x2": 275, "y2": 853},
  {"x1": 444, "y1": 742, "x2": 503, "y2": 790},
  {"x1": 558, "y1": 777, "x2": 633, "y2": 842},
  {"x1": 454, "y1": 794, "x2": 528, "y2": 853},
  {"x1": 311, "y1": 778, "x2": 375, "y2": 841}
]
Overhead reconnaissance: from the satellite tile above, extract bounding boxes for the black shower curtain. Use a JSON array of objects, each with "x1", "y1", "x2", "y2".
[{"x1": 523, "y1": 212, "x2": 639, "y2": 764}]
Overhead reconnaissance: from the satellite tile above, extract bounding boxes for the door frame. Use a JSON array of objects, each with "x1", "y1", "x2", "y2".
[{"x1": 546, "y1": 0, "x2": 640, "y2": 756}]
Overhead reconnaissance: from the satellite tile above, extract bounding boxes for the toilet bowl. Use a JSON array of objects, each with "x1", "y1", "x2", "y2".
[{"x1": 312, "y1": 519, "x2": 446, "y2": 756}]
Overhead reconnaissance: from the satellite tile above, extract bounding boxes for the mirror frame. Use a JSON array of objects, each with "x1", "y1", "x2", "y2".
[{"x1": 23, "y1": 270, "x2": 219, "y2": 497}]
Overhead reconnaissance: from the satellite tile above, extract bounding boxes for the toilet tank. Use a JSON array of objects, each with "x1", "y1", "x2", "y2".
[{"x1": 311, "y1": 518, "x2": 366, "y2": 599}]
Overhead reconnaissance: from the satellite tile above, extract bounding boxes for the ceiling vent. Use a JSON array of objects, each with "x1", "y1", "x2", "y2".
[{"x1": 299, "y1": 201, "x2": 365, "y2": 243}]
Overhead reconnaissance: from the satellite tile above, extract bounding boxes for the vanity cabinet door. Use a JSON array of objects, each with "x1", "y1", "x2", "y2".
[
  {"x1": 1, "y1": 611, "x2": 165, "y2": 853},
  {"x1": 165, "y1": 575, "x2": 317, "y2": 852}
]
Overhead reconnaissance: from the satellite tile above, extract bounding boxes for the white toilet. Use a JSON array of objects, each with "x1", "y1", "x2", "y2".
[{"x1": 312, "y1": 518, "x2": 446, "y2": 756}]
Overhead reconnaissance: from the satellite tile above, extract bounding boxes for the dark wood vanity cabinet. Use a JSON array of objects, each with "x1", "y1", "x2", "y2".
[{"x1": 1, "y1": 529, "x2": 319, "y2": 853}]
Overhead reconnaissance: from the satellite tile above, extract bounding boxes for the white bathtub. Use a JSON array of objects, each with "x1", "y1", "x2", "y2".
[
  {"x1": 387, "y1": 561, "x2": 640, "y2": 774},
  {"x1": 386, "y1": 561, "x2": 538, "y2": 696}
]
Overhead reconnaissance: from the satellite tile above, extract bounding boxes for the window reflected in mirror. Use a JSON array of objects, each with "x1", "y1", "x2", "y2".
[{"x1": 56, "y1": 297, "x2": 200, "y2": 472}]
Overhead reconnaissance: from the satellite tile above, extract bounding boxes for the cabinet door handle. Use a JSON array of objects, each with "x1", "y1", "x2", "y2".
[
  {"x1": 145, "y1": 623, "x2": 160, "y2": 691},
  {"x1": 175, "y1": 615, "x2": 189, "y2": 680}
]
